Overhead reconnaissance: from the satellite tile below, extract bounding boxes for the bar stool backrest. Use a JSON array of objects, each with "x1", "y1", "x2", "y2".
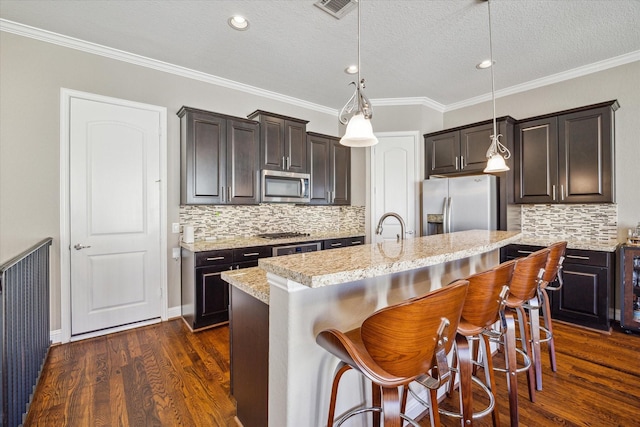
[
  {"x1": 542, "y1": 241, "x2": 567, "y2": 284},
  {"x1": 361, "y1": 279, "x2": 469, "y2": 379},
  {"x1": 461, "y1": 259, "x2": 516, "y2": 328},
  {"x1": 508, "y1": 248, "x2": 549, "y2": 304}
]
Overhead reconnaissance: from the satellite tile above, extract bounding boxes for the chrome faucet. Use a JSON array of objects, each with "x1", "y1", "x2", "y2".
[{"x1": 375, "y1": 212, "x2": 406, "y2": 241}]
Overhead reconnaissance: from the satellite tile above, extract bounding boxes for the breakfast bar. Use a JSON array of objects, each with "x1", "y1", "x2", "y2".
[{"x1": 222, "y1": 230, "x2": 521, "y2": 427}]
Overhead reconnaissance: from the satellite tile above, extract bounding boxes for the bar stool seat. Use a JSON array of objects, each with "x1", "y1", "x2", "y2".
[{"x1": 316, "y1": 280, "x2": 469, "y2": 427}]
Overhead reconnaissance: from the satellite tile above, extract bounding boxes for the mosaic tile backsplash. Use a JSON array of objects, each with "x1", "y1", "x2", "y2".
[
  {"x1": 180, "y1": 204, "x2": 365, "y2": 240},
  {"x1": 521, "y1": 204, "x2": 617, "y2": 243}
]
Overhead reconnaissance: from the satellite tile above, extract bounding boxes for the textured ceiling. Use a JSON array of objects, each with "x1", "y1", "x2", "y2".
[{"x1": 1, "y1": 0, "x2": 639, "y2": 111}]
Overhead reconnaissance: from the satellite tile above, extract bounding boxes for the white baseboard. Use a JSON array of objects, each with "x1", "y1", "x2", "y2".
[{"x1": 50, "y1": 306, "x2": 182, "y2": 344}]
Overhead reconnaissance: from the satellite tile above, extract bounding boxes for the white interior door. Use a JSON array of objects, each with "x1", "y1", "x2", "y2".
[
  {"x1": 70, "y1": 97, "x2": 162, "y2": 336},
  {"x1": 371, "y1": 132, "x2": 420, "y2": 241}
]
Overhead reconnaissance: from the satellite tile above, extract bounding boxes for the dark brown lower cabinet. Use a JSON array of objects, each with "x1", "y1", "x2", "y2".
[
  {"x1": 230, "y1": 286, "x2": 269, "y2": 427},
  {"x1": 501, "y1": 244, "x2": 613, "y2": 332}
]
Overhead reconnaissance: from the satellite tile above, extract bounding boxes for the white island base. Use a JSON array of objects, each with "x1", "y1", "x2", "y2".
[{"x1": 263, "y1": 231, "x2": 519, "y2": 427}]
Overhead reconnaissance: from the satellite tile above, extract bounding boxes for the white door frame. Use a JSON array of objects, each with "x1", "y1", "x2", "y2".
[
  {"x1": 59, "y1": 88, "x2": 168, "y2": 343},
  {"x1": 368, "y1": 131, "x2": 422, "y2": 240}
]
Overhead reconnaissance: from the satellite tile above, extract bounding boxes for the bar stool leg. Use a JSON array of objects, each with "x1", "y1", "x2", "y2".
[
  {"x1": 515, "y1": 306, "x2": 536, "y2": 402},
  {"x1": 382, "y1": 387, "x2": 401, "y2": 427},
  {"x1": 540, "y1": 288, "x2": 557, "y2": 372},
  {"x1": 326, "y1": 362, "x2": 352, "y2": 427},
  {"x1": 527, "y1": 296, "x2": 544, "y2": 391},
  {"x1": 480, "y1": 334, "x2": 500, "y2": 427},
  {"x1": 504, "y1": 311, "x2": 519, "y2": 427},
  {"x1": 372, "y1": 384, "x2": 381, "y2": 427},
  {"x1": 456, "y1": 334, "x2": 474, "y2": 427}
]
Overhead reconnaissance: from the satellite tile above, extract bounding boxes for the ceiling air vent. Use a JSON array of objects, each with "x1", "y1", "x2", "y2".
[{"x1": 314, "y1": 0, "x2": 357, "y2": 19}]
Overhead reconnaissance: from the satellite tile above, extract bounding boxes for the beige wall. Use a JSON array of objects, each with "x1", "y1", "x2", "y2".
[
  {"x1": 2, "y1": 30, "x2": 637, "y2": 333},
  {"x1": 443, "y1": 61, "x2": 640, "y2": 241},
  {"x1": 0, "y1": 33, "x2": 339, "y2": 331}
]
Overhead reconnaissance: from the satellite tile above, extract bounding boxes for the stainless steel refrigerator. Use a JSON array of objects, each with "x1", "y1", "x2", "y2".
[{"x1": 422, "y1": 175, "x2": 497, "y2": 236}]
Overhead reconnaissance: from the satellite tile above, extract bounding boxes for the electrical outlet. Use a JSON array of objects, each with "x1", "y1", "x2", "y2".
[
  {"x1": 172, "y1": 247, "x2": 181, "y2": 259},
  {"x1": 172, "y1": 223, "x2": 180, "y2": 233}
]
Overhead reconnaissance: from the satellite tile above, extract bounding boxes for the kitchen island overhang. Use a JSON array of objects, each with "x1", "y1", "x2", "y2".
[{"x1": 227, "y1": 230, "x2": 521, "y2": 427}]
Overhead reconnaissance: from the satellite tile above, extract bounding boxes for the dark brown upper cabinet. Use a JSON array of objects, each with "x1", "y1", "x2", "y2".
[
  {"x1": 514, "y1": 101, "x2": 618, "y2": 204},
  {"x1": 179, "y1": 106, "x2": 260, "y2": 205},
  {"x1": 425, "y1": 117, "x2": 515, "y2": 177},
  {"x1": 307, "y1": 132, "x2": 351, "y2": 205},
  {"x1": 247, "y1": 110, "x2": 309, "y2": 174}
]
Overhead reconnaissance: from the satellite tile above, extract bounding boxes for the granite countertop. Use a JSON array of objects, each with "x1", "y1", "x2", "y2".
[
  {"x1": 259, "y1": 230, "x2": 521, "y2": 289},
  {"x1": 181, "y1": 231, "x2": 365, "y2": 252},
  {"x1": 515, "y1": 237, "x2": 620, "y2": 252},
  {"x1": 222, "y1": 267, "x2": 269, "y2": 304}
]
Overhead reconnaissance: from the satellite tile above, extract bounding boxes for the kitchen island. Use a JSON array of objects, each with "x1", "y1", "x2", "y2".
[{"x1": 222, "y1": 229, "x2": 520, "y2": 427}]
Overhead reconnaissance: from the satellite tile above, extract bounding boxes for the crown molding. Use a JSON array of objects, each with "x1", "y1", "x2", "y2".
[
  {"x1": 2, "y1": 19, "x2": 638, "y2": 116},
  {"x1": 371, "y1": 96, "x2": 446, "y2": 113},
  {"x1": 445, "y1": 50, "x2": 640, "y2": 112},
  {"x1": 0, "y1": 19, "x2": 339, "y2": 116}
]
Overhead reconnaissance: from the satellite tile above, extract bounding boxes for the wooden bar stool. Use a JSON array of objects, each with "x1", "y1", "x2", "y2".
[
  {"x1": 316, "y1": 280, "x2": 469, "y2": 427},
  {"x1": 493, "y1": 248, "x2": 549, "y2": 427},
  {"x1": 409, "y1": 261, "x2": 516, "y2": 427}
]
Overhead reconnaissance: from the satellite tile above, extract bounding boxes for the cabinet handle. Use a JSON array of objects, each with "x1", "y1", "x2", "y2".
[
  {"x1": 286, "y1": 156, "x2": 290, "y2": 170},
  {"x1": 455, "y1": 157, "x2": 459, "y2": 170},
  {"x1": 203, "y1": 272, "x2": 222, "y2": 278},
  {"x1": 331, "y1": 243, "x2": 342, "y2": 247},
  {"x1": 351, "y1": 241, "x2": 362, "y2": 245},
  {"x1": 221, "y1": 186, "x2": 225, "y2": 203},
  {"x1": 566, "y1": 255, "x2": 590, "y2": 260},
  {"x1": 227, "y1": 186, "x2": 231, "y2": 202},
  {"x1": 243, "y1": 252, "x2": 260, "y2": 257},
  {"x1": 460, "y1": 155, "x2": 465, "y2": 169},
  {"x1": 552, "y1": 184, "x2": 556, "y2": 201},
  {"x1": 517, "y1": 250, "x2": 534, "y2": 255},
  {"x1": 282, "y1": 156, "x2": 286, "y2": 169},
  {"x1": 560, "y1": 184, "x2": 565, "y2": 201},
  {"x1": 206, "y1": 256, "x2": 226, "y2": 261}
]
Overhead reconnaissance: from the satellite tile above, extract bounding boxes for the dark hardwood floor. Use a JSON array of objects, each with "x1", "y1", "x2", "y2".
[{"x1": 25, "y1": 319, "x2": 640, "y2": 426}]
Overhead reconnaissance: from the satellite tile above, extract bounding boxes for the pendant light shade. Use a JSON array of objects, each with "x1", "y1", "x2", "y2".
[
  {"x1": 340, "y1": 113, "x2": 379, "y2": 147},
  {"x1": 338, "y1": 0, "x2": 377, "y2": 147},
  {"x1": 484, "y1": 151, "x2": 509, "y2": 173}
]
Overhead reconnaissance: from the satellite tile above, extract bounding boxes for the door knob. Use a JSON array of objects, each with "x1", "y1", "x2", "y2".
[{"x1": 74, "y1": 243, "x2": 91, "y2": 250}]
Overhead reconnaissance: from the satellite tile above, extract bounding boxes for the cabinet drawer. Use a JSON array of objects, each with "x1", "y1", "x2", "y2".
[
  {"x1": 233, "y1": 246, "x2": 272, "y2": 262},
  {"x1": 501, "y1": 244, "x2": 544, "y2": 260},
  {"x1": 564, "y1": 249, "x2": 610, "y2": 268},
  {"x1": 323, "y1": 238, "x2": 346, "y2": 250},
  {"x1": 196, "y1": 249, "x2": 233, "y2": 267}
]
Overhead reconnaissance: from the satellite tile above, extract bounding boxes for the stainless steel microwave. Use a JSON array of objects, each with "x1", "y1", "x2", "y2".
[{"x1": 261, "y1": 170, "x2": 310, "y2": 203}]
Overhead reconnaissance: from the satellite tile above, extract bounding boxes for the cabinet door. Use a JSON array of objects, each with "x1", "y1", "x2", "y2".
[
  {"x1": 331, "y1": 139, "x2": 351, "y2": 205},
  {"x1": 196, "y1": 264, "x2": 232, "y2": 329},
  {"x1": 514, "y1": 117, "x2": 559, "y2": 203},
  {"x1": 550, "y1": 262, "x2": 609, "y2": 331},
  {"x1": 285, "y1": 120, "x2": 307, "y2": 173},
  {"x1": 460, "y1": 123, "x2": 493, "y2": 172},
  {"x1": 227, "y1": 119, "x2": 260, "y2": 204},
  {"x1": 558, "y1": 106, "x2": 614, "y2": 203},
  {"x1": 619, "y1": 246, "x2": 640, "y2": 332},
  {"x1": 181, "y1": 110, "x2": 226, "y2": 204},
  {"x1": 308, "y1": 134, "x2": 331, "y2": 205},
  {"x1": 425, "y1": 131, "x2": 460, "y2": 176},
  {"x1": 260, "y1": 115, "x2": 285, "y2": 171}
]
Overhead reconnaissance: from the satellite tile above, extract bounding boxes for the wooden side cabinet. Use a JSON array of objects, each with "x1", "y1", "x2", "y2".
[
  {"x1": 307, "y1": 132, "x2": 351, "y2": 205},
  {"x1": 619, "y1": 244, "x2": 640, "y2": 333},
  {"x1": 179, "y1": 106, "x2": 260, "y2": 205},
  {"x1": 514, "y1": 100, "x2": 618, "y2": 204},
  {"x1": 248, "y1": 110, "x2": 309, "y2": 174}
]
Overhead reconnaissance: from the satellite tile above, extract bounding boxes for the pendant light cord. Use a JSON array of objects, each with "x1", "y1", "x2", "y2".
[{"x1": 488, "y1": 0, "x2": 497, "y2": 139}]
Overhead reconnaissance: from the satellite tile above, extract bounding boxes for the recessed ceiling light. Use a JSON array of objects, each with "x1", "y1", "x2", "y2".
[
  {"x1": 344, "y1": 65, "x2": 358, "y2": 74},
  {"x1": 476, "y1": 59, "x2": 495, "y2": 69},
  {"x1": 228, "y1": 15, "x2": 249, "y2": 31}
]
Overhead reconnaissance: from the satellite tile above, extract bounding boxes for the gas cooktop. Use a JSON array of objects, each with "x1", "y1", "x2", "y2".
[{"x1": 257, "y1": 232, "x2": 311, "y2": 240}]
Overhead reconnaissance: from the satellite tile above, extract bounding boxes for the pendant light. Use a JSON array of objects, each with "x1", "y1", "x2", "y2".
[
  {"x1": 339, "y1": 0, "x2": 378, "y2": 147},
  {"x1": 483, "y1": 0, "x2": 510, "y2": 173}
]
